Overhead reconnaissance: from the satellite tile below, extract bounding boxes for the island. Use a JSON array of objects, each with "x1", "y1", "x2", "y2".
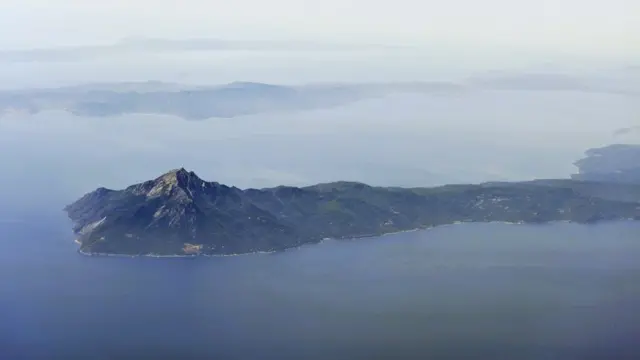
[{"x1": 65, "y1": 163, "x2": 640, "y2": 256}]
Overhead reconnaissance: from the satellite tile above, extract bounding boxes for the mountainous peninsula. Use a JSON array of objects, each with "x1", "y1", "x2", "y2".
[{"x1": 66, "y1": 157, "x2": 640, "y2": 256}]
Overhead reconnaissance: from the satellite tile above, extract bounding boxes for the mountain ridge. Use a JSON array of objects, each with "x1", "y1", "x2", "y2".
[{"x1": 65, "y1": 168, "x2": 640, "y2": 256}]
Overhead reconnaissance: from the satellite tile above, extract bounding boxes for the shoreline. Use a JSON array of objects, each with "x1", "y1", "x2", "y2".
[
  {"x1": 73, "y1": 219, "x2": 638, "y2": 259},
  {"x1": 77, "y1": 248, "x2": 276, "y2": 259}
]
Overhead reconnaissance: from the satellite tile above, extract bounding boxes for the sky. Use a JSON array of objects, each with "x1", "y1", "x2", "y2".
[{"x1": 0, "y1": 0, "x2": 638, "y2": 59}]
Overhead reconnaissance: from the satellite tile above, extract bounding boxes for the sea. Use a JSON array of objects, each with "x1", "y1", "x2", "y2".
[
  {"x1": 1, "y1": 49, "x2": 639, "y2": 359},
  {"x1": 2, "y1": 213, "x2": 640, "y2": 360}
]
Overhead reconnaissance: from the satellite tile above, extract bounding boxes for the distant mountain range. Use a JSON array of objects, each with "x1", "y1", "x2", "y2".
[
  {"x1": 0, "y1": 81, "x2": 465, "y2": 120},
  {"x1": 1, "y1": 72, "x2": 637, "y2": 120},
  {"x1": 65, "y1": 144, "x2": 640, "y2": 256}
]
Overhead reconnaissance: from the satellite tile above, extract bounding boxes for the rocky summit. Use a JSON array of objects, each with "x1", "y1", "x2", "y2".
[{"x1": 64, "y1": 167, "x2": 640, "y2": 256}]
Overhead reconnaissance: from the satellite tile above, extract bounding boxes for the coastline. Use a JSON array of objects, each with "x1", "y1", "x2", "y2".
[
  {"x1": 76, "y1": 248, "x2": 276, "y2": 259},
  {"x1": 73, "y1": 219, "x2": 637, "y2": 259}
]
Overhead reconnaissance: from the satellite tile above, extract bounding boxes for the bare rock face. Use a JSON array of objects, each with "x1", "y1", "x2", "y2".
[{"x1": 65, "y1": 164, "x2": 640, "y2": 256}]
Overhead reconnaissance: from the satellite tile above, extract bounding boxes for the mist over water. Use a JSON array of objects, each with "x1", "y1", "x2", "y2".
[
  {"x1": 0, "y1": 49, "x2": 474, "y2": 89},
  {"x1": 0, "y1": 88, "x2": 636, "y2": 214},
  {"x1": 1, "y1": 51, "x2": 637, "y2": 213}
]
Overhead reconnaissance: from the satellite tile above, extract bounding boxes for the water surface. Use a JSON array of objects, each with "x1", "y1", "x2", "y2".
[{"x1": 2, "y1": 217, "x2": 639, "y2": 359}]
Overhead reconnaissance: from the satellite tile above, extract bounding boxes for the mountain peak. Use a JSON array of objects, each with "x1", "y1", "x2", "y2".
[
  {"x1": 158, "y1": 167, "x2": 190, "y2": 182},
  {"x1": 148, "y1": 168, "x2": 205, "y2": 198}
]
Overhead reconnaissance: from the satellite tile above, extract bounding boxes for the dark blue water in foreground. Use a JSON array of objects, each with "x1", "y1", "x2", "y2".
[{"x1": 2, "y1": 213, "x2": 640, "y2": 360}]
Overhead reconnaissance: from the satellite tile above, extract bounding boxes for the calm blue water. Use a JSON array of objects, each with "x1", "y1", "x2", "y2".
[{"x1": 2, "y1": 212, "x2": 640, "y2": 360}]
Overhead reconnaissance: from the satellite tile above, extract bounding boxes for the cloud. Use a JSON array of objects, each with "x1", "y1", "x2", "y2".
[{"x1": 614, "y1": 126, "x2": 640, "y2": 137}]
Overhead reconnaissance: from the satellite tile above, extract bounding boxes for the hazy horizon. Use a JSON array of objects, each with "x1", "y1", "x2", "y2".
[
  {"x1": 1, "y1": 88, "x2": 637, "y2": 215},
  {"x1": 1, "y1": 1, "x2": 638, "y2": 56},
  {"x1": 0, "y1": 0, "x2": 638, "y2": 80},
  {"x1": 0, "y1": 37, "x2": 637, "y2": 216}
]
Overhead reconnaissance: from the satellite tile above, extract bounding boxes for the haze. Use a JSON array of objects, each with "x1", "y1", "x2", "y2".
[
  {"x1": 1, "y1": 0, "x2": 638, "y2": 60},
  {"x1": 0, "y1": 1, "x2": 637, "y2": 220},
  {"x1": 1, "y1": 2, "x2": 640, "y2": 359}
]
